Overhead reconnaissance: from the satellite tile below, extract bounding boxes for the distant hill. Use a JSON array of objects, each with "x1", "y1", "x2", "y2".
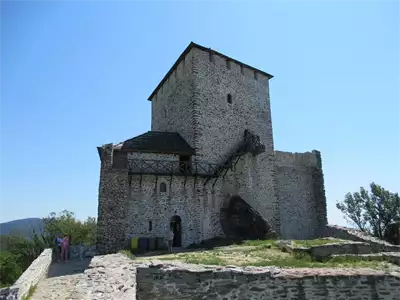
[{"x1": 0, "y1": 218, "x2": 44, "y2": 238}]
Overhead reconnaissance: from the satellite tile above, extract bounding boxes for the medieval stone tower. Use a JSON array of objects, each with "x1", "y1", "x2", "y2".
[{"x1": 96, "y1": 42, "x2": 327, "y2": 254}]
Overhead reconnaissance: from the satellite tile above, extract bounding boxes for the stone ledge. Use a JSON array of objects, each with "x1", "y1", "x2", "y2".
[
  {"x1": 0, "y1": 248, "x2": 52, "y2": 300},
  {"x1": 331, "y1": 252, "x2": 400, "y2": 266},
  {"x1": 276, "y1": 239, "x2": 390, "y2": 261}
]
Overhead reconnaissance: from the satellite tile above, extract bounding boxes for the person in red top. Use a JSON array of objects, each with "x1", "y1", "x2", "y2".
[{"x1": 61, "y1": 234, "x2": 69, "y2": 262}]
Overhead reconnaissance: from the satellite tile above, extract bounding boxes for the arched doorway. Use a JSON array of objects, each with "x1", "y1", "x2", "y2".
[{"x1": 170, "y1": 215, "x2": 182, "y2": 247}]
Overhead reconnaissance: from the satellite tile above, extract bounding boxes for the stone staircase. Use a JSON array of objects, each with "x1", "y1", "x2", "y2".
[{"x1": 204, "y1": 129, "x2": 265, "y2": 186}]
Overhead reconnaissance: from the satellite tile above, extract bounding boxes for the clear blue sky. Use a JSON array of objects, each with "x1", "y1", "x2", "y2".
[{"x1": 1, "y1": 1, "x2": 399, "y2": 226}]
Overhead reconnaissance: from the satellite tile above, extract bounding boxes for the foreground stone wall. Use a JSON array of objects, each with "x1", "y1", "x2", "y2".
[
  {"x1": 136, "y1": 262, "x2": 400, "y2": 300},
  {"x1": 275, "y1": 151, "x2": 327, "y2": 239},
  {"x1": 0, "y1": 249, "x2": 52, "y2": 300}
]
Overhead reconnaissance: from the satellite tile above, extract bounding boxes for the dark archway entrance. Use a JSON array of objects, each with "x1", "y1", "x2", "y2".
[
  {"x1": 170, "y1": 215, "x2": 182, "y2": 247},
  {"x1": 220, "y1": 196, "x2": 272, "y2": 240}
]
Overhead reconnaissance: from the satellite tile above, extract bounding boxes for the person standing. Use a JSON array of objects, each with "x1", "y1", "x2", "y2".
[
  {"x1": 61, "y1": 234, "x2": 69, "y2": 262},
  {"x1": 67, "y1": 234, "x2": 72, "y2": 260},
  {"x1": 55, "y1": 234, "x2": 63, "y2": 262},
  {"x1": 168, "y1": 228, "x2": 174, "y2": 253}
]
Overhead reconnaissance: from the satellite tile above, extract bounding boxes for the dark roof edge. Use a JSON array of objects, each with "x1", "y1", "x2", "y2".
[
  {"x1": 147, "y1": 42, "x2": 274, "y2": 101},
  {"x1": 114, "y1": 148, "x2": 195, "y2": 155}
]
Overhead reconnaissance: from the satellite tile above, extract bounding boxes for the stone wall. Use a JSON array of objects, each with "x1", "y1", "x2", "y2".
[
  {"x1": 97, "y1": 144, "x2": 130, "y2": 254},
  {"x1": 275, "y1": 150, "x2": 327, "y2": 239},
  {"x1": 126, "y1": 174, "x2": 225, "y2": 248},
  {"x1": 136, "y1": 262, "x2": 400, "y2": 300},
  {"x1": 190, "y1": 46, "x2": 280, "y2": 233},
  {"x1": 69, "y1": 245, "x2": 97, "y2": 260},
  {"x1": 0, "y1": 249, "x2": 52, "y2": 300},
  {"x1": 325, "y1": 225, "x2": 400, "y2": 252},
  {"x1": 150, "y1": 50, "x2": 196, "y2": 148},
  {"x1": 309, "y1": 242, "x2": 376, "y2": 260}
]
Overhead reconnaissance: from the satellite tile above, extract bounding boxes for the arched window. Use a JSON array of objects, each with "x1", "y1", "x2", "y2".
[{"x1": 159, "y1": 182, "x2": 167, "y2": 193}]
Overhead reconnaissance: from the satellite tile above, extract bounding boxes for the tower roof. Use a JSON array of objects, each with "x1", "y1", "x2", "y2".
[{"x1": 148, "y1": 42, "x2": 274, "y2": 101}]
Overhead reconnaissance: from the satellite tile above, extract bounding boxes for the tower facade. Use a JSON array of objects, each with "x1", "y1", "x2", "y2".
[{"x1": 96, "y1": 42, "x2": 327, "y2": 254}]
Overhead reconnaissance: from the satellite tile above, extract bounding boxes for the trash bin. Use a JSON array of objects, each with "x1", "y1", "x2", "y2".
[
  {"x1": 130, "y1": 237, "x2": 138, "y2": 251},
  {"x1": 156, "y1": 237, "x2": 166, "y2": 250},
  {"x1": 138, "y1": 237, "x2": 149, "y2": 251},
  {"x1": 149, "y1": 237, "x2": 156, "y2": 251}
]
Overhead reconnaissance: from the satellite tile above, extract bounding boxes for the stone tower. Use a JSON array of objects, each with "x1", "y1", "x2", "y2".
[
  {"x1": 148, "y1": 43, "x2": 280, "y2": 232},
  {"x1": 96, "y1": 42, "x2": 327, "y2": 254}
]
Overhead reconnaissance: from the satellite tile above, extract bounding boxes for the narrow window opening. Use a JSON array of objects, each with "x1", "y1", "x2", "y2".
[
  {"x1": 227, "y1": 94, "x2": 232, "y2": 104},
  {"x1": 164, "y1": 108, "x2": 167, "y2": 118},
  {"x1": 209, "y1": 52, "x2": 213, "y2": 63},
  {"x1": 240, "y1": 65, "x2": 244, "y2": 74},
  {"x1": 254, "y1": 71, "x2": 258, "y2": 80},
  {"x1": 160, "y1": 182, "x2": 167, "y2": 193},
  {"x1": 226, "y1": 60, "x2": 231, "y2": 69},
  {"x1": 149, "y1": 221, "x2": 152, "y2": 232}
]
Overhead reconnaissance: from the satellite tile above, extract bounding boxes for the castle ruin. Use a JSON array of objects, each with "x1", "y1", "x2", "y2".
[{"x1": 96, "y1": 42, "x2": 328, "y2": 254}]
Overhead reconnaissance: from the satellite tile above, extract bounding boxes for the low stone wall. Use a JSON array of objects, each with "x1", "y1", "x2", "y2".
[
  {"x1": 69, "y1": 244, "x2": 97, "y2": 260},
  {"x1": 136, "y1": 262, "x2": 400, "y2": 300},
  {"x1": 332, "y1": 252, "x2": 400, "y2": 266},
  {"x1": 310, "y1": 242, "x2": 375, "y2": 260},
  {"x1": 0, "y1": 249, "x2": 53, "y2": 300},
  {"x1": 276, "y1": 240, "x2": 376, "y2": 260},
  {"x1": 325, "y1": 225, "x2": 400, "y2": 252}
]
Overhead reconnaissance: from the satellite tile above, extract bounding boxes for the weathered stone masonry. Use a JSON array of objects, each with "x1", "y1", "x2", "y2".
[
  {"x1": 136, "y1": 262, "x2": 400, "y2": 300},
  {"x1": 96, "y1": 42, "x2": 328, "y2": 254}
]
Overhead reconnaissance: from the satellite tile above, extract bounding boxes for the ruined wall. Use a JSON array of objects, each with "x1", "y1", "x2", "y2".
[
  {"x1": 136, "y1": 262, "x2": 400, "y2": 300},
  {"x1": 150, "y1": 51, "x2": 195, "y2": 148},
  {"x1": 275, "y1": 150, "x2": 327, "y2": 239}
]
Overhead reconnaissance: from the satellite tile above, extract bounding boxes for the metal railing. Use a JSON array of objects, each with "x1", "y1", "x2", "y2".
[{"x1": 126, "y1": 159, "x2": 219, "y2": 177}]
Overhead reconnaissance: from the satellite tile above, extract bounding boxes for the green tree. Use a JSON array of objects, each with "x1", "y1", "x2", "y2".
[
  {"x1": 0, "y1": 251, "x2": 22, "y2": 287},
  {"x1": 42, "y1": 210, "x2": 96, "y2": 245},
  {"x1": 336, "y1": 182, "x2": 400, "y2": 239}
]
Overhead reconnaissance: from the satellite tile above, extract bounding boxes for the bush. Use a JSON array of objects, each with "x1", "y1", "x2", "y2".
[{"x1": 0, "y1": 251, "x2": 22, "y2": 287}]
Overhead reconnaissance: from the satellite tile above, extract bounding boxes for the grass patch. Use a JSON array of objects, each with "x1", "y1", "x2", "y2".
[
  {"x1": 292, "y1": 238, "x2": 346, "y2": 248},
  {"x1": 241, "y1": 240, "x2": 278, "y2": 247},
  {"x1": 133, "y1": 239, "x2": 395, "y2": 270},
  {"x1": 119, "y1": 250, "x2": 135, "y2": 260}
]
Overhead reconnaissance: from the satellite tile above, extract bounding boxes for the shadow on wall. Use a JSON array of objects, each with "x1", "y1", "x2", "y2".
[
  {"x1": 47, "y1": 258, "x2": 92, "y2": 278},
  {"x1": 220, "y1": 195, "x2": 275, "y2": 240}
]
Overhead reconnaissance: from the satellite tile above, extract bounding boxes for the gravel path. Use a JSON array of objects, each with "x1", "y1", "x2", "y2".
[
  {"x1": 30, "y1": 259, "x2": 91, "y2": 300},
  {"x1": 31, "y1": 254, "x2": 137, "y2": 300}
]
